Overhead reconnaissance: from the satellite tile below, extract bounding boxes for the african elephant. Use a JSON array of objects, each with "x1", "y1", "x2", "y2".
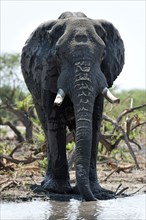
[{"x1": 21, "y1": 11, "x2": 125, "y2": 201}]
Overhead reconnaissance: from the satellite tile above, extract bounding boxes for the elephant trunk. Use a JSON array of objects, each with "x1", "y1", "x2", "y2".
[
  {"x1": 75, "y1": 109, "x2": 95, "y2": 201},
  {"x1": 71, "y1": 61, "x2": 97, "y2": 201}
]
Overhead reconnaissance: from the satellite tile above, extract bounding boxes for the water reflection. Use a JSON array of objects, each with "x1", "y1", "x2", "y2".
[
  {"x1": 65, "y1": 199, "x2": 102, "y2": 220},
  {"x1": 66, "y1": 199, "x2": 80, "y2": 219},
  {"x1": 1, "y1": 194, "x2": 145, "y2": 220}
]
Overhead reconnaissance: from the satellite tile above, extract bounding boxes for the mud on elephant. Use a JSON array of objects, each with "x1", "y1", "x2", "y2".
[{"x1": 21, "y1": 11, "x2": 125, "y2": 201}]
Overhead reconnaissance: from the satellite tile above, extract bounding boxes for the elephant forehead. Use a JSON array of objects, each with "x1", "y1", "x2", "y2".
[
  {"x1": 66, "y1": 18, "x2": 93, "y2": 30},
  {"x1": 64, "y1": 18, "x2": 104, "y2": 46}
]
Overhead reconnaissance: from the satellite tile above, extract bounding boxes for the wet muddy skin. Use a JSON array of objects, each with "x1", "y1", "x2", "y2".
[{"x1": 1, "y1": 194, "x2": 145, "y2": 220}]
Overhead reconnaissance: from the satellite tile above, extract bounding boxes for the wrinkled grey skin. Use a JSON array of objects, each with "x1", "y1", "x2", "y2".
[{"x1": 21, "y1": 12, "x2": 124, "y2": 201}]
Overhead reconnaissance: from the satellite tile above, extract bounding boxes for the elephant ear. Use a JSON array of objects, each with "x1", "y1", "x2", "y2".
[
  {"x1": 94, "y1": 20, "x2": 125, "y2": 88},
  {"x1": 21, "y1": 19, "x2": 67, "y2": 98}
]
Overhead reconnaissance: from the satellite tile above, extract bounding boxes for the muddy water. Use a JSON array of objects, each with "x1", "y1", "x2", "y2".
[{"x1": 1, "y1": 194, "x2": 145, "y2": 220}]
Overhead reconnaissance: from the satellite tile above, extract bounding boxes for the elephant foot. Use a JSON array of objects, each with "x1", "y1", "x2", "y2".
[
  {"x1": 41, "y1": 175, "x2": 72, "y2": 194},
  {"x1": 94, "y1": 189, "x2": 115, "y2": 200},
  {"x1": 90, "y1": 181, "x2": 115, "y2": 200}
]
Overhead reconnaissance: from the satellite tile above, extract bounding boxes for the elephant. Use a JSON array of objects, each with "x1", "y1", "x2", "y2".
[{"x1": 21, "y1": 11, "x2": 125, "y2": 201}]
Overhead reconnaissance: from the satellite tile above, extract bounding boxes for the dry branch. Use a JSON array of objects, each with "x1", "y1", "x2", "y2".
[
  {"x1": 102, "y1": 112, "x2": 142, "y2": 168},
  {"x1": 67, "y1": 102, "x2": 145, "y2": 169},
  {"x1": 0, "y1": 180, "x2": 20, "y2": 192},
  {"x1": 0, "y1": 117, "x2": 24, "y2": 142},
  {"x1": 117, "y1": 103, "x2": 146, "y2": 123},
  {"x1": 0, "y1": 160, "x2": 14, "y2": 171},
  {"x1": 0, "y1": 103, "x2": 33, "y2": 141},
  {"x1": 0, "y1": 154, "x2": 39, "y2": 165},
  {"x1": 104, "y1": 162, "x2": 135, "y2": 182},
  {"x1": 118, "y1": 126, "x2": 139, "y2": 169}
]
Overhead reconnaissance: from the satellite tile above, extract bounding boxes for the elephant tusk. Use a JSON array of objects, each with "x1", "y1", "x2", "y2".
[
  {"x1": 54, "y1": 89, "x2": 65, "y2": 106},
  {"x1": 102, "y1": 87, "x2": 120, "y2": 104}
]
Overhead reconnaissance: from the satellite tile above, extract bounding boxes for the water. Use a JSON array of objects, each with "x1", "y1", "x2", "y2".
[{"x1": 1, "y1": 194, "x2": 145, "y2": 220}]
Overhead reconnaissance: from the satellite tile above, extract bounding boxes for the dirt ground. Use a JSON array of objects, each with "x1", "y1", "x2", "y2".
[
  {"x1": 0, "y1": 154, "x2": 146, "y2": 201},
  {"x1": 0, "y1": 126, "x2": 146, "y2": 201}
]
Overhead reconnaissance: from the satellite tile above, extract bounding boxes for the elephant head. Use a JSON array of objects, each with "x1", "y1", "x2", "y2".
[{"x1": 21, "y1": 12, "x2": 124, "y2": 201}]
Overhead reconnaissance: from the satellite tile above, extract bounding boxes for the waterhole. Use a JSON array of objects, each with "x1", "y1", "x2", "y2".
[{"x1": 1, "y1": 194, "x2": 145, "y2": 220}]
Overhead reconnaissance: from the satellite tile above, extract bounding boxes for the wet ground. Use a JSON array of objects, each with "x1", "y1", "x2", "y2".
[{"x1": 1, "y1": 194, "x2": 145, "y2": 220}]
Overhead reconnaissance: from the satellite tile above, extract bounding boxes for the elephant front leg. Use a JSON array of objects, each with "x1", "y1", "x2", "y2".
[
  {"x1": 89, "y1": 96, "x2": 115, "y2": 200},
  {"x1": 89, "y1": 130, "x2": 115, "y2": 199},
  {"x1": 42, "y1": 108, "x2": 72, "y2": 194}
]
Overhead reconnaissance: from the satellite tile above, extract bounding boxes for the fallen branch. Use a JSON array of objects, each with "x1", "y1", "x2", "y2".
[
  {"x1": 116, "y1": 187, "x2": 129, "y2": 196},
  {"x1": 0, "y1": 117, "x2": 24, "y2": 142},
  {"x1": 115, "y1": 183, "x2": 122, "y2": 194},
  {"x1": 0, "y1": 154, "x2": 40, "y2": 165},
  {"x1": 0, "y1": 159, "x2": 14, "y2": 171},
  {"x1": 104, "y1": 167, "x2": 119, "y2": 182},
  {"x1": 9, "y1": 142, "x2": 24, "y2": 157},
  {"x1": 0, "y1": 181, "x2": 17, "y2": 192},
  {"x1": 0, "y1": 103, "x2": 33, "y2": 141},
  {"x1": 0, "y1": 179, "x2": 10, "y2": 186},
  {"x1": 0, "y1": 172, "x2": 21, "y2": 192},
  {"x1": 104, "y1": 162, "x2": 135, "y2": 182},
  {"x1": 128, "y1": 185, "x2": 146, "y2": 196}
]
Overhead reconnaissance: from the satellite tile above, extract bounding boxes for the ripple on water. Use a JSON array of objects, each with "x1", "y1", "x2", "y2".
[{"x1": 1, "y1": 194, "x2": 145, "y2": 220}]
